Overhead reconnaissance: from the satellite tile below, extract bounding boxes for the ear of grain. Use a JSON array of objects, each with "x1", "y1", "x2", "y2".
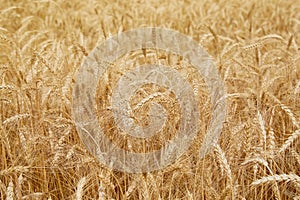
[
  {"x1": 2, "y1": 114, "x2": 30, "y2": 125},
  {"x1": 266, "y1": 92, "x2": 300, "y2": 129},
  {"x1": 291, "y1": 149, "x2": 300, "y2": 166},
  {"x1": 76, "y1": 177, "x2": 87, "y2": 200},
  {"x1": 98, "y1": 182, "x2": 106, "y2": 200},
  {"x1": 257, "y1": 111, "x2": 267, "y2": 150},
  {"x1": 242, "y1": 157, "x2": 269, "y2": 169},
  {"x1": 279, "y1": 129, "x2": 300, "y2": 153},
  {"x1": 213, "y1": 144, "x2": 232, "y2": 183},
  {"x1": 125, "y1": 178, "x2": 137, "y2": 198},
  {"x1": 0, "y1": 166, "x2": 29, "y2": 176},
  {"x1": 6, "y1": 180, "x2": 14, "y2": 200},
  {"x1": 252, "y1": 174, "x2": 300, "y2": 189}
]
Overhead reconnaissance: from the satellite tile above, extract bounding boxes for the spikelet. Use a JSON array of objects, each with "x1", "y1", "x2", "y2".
[
  {"x1": 98, "y1": 182, "x2": 106, "y2": 200},
  {"x1": 0, "y1": 34, "x2": 13, "y2": 45},
  {"x1": 0, "y1": 85, "x2": 14, "y2": 90},
  {"x1": 34, "y1": 52, "x2": 55, "y2": 74},
  {"x1": 267, "y1": 92, "x2": 299, "y2": 129},
  {"x1": 133, "y1": 92, "x2": 163, "y2": 110},
  {"x1": 76, "y1": 177, "x2": 87, "y2": 200},
  {"x1": 243, "y1": 34, "x2": 284, "y2": 50},
  {"x1": 213, "y1": 144, "x2": 232, "y2": 182},
  {"x1": 146, "y1": 173, "x2": 162, "y2": 199},
  {"x1": 18, "y1": 132, "x2": 27, "y2": 151},
  {"x1": 220, "y1": 43, "x2": 240, "y2": 60},
  {"x1": 291, "y1": 149, "x2": 300, "y2": 166},
  {"x1": 2, "y1": 114, "x2": 31, "y2": 125},
  {"x1": 257, "y1": 111, "x2": 267, "y2": 150},
  {"x1": 140, "y1": 175, "x2": 150, "y2": 199},
  {"x1": 0, "y1": 166, "x2": 29, "y2": 176},
  {"x1": 66, "y1": 146, "x2": 76, "y2": 160},
  {"x1": 242, "y1": 157, "x2": 269, "y2": 169},
  {"x1": 75, "y1": 43, "x2": 88, "y2": 56},
  {"x1": 243, "y1": 42, "x2": 262, "y2": 51},
  {"x1": 22, "y1": 193, "x2": 45, "y2": 199},
  {"x1": 125, "y1": 178, "x2": 137, "y2": 198},
  {"x1": 279, "y1": 129, "x2": 300, "y2": 153},
  {"x1": 268, "y1": 128, "x2": 276, "y2": 158},
  {"x1": 6, "y1": 180, "x2": 14, "y2": 200},
  {"x1": 279, "y1": 104, "x2": 300, "y2": 129},
  {"x1": 18, "y1": 174, "x2": 24, "y2": 186},
  {"x1": 252, "y1": 174, "x2": 300, "y2": 189},
  {"x1": 295, "y1": 81, "x2": 300, "y2": 95}
]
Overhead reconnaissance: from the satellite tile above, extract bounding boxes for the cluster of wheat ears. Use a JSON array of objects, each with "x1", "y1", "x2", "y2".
[{"x1": 0, "y1": 0, "x2": 299, "y2": 199}]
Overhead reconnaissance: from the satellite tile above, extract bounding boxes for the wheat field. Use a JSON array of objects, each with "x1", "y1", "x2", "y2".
[{"x1": 0, "y1": 0, "x2": 300, "y2": 199}]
